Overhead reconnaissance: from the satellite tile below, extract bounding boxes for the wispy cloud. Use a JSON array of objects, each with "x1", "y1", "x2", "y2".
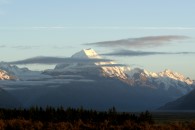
[
  {"x1": 11, "y1": 45, "x2": 40, "y2": 49},
  {"x1": 0, "y1": 44, "x2": 75, "y2": 50},
  {"x1": 0, "y1": 45, "x2": 39, "y2": 49},
  {"x1": 0, "y1": 45, "x2": 6, "y2": 48},
  {"x1": 9, "y1": 56, "x2": 113, "y2": 65},
  {"x1": 29, "y1": 26, "x2": 195, "y2": 30},
  {"x1": 52, "y1": 45, "x2": 76, "y2": 49},
  {"x1": 85, "y1": 35, "x2": 190, "y2": 48},
  {"x1": 99, "y1": 64, "x2": 127, "y2": 67},
  {"x1": 102, "y1": 50, "x2": 195, "y2": 57},
  {"x1": 1, "y1": 26, "x2": 195, "y2": 30}
]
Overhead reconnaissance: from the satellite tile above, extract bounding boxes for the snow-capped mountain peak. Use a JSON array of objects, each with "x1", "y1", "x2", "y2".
[
  {"x1": 126, "y1": 68, "x2": 158, "y2": 78},
  {"x1": 71, "y1": 48, "x2": 101, "y2": 59},
  {"x1": 0, "y1": 62, "x2": 46, "y2": 81},
  {"x1": 0, "y1": 62, "x2": 29, "y2": 75},
  {"x1": 159, "y1": 69, "x2": 179, "y2": 78},
  {"x1": 125, "y1": 68, "x2": 195, "y2": 94},
  {"x1": 158, "y1": 69, "x2": 193, "y2": 85},
  {"x1": 0, "y1": 69, "x2": 15, "y2": 80},
  {"x1": 44, "y1": 49, "x2": 130, "y2": 80}
]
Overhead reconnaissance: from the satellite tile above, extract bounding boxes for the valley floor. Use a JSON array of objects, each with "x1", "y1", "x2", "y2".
[{"x1": 152, "y1": 111, "x2": 195, "y2": 123}]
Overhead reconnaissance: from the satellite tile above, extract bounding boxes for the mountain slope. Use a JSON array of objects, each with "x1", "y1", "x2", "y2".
[
  {"x1": 159, "y1": 89, "x2": 195, "y2": 110},
  {"x1": 15, "y1": 77, "x2": 175, "y2": 111},
  {"x1": 0, "y1": 87, "x2": 21, "y2": 108}
]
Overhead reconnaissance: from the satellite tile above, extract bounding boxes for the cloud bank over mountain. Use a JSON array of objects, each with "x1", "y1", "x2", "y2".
[
  {"x1": 85, "y1": 35, "x2": 190, "y2": 48},
  {"x1": 102, "y1": 50, "x2": 195, "y2": 57},
  {"x1": 9, "y1": 56, "x2": 113, "y2": 65}
]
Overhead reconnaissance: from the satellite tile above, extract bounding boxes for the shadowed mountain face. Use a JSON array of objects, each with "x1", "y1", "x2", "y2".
[
  {"x1": 0, "y1": 87, "x2": 21, "y2": 108},
  {"x1": 3, "y1": 77, "x2": 179, "y2": 111},
  {"x1": 159, "y1": 89, "x2": 195, "y2": 110},
  {"x1": 0, "y1": 49, "x2": 194, "y2": 111}
]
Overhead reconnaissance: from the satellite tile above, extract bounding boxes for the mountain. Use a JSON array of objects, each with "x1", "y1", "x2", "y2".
[
  {"x1": 0, "y1": 62, "x2": 29, "y2": 75},
  {"x1": 1, "y1": 49, "x2": 194, "y2": 111},
  {"x1": 43, "y1": 48, "x2": 130, "y2": 80},
  {"x1": 44, "y1": 49, "x2": 194, "y2": 95},
  {"x1": 71, "y1": 48, "x2": 102, "y2": 59},
  {"x1": 126, "y1": 68, "x2": 194, "y2": 95},
  {"x1": 39, "y1": 49, "x2": 195, "y2": 111},
  {"x1": 0, "y1": 62, "x2": 49, "y2": 80},
  {"x1": 159, "y1": 89, "x2": 195, "y2": 110},
  {"x1": 0, "y1": 69, "x2": 15, "y2": 80}
]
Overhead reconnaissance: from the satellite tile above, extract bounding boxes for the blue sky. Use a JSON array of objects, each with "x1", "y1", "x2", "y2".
[{"x1": 0, "y1": 0, "x2": 195, "y2": 78}]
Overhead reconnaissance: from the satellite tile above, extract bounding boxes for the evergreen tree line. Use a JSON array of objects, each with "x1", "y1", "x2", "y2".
[
  {"x1": 0, "y1": 106, "x2": 154, "y2": 125},
  {"x1": 1, "y1": 107, "x2": 195, "y2": 130}
]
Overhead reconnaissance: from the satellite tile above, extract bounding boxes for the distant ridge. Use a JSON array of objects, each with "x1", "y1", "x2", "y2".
[{"x1": 159, "y1": 89, "x2": 195, "y2": 110}]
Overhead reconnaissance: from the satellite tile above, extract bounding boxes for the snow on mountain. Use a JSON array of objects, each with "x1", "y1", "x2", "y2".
[
  {"x1": 0, "y1": 62, "x2": 49, "y2": 81},
  {"x1": 0, "y1": 62, "x2": 29, "y2": 75},
  {"x1": 43, "y1": 49, "x2": 194, "y2": 95},
  {"x1": 126, "y1": 68, "x2": 194, "y2": 94},
  {"x1": 73, "y1": 49, "x2": 131, "y2": 79},
  {"x1": 158, "y1": 69, "x2": 193, "y2": 85},
  {"x1": 0, "y1": 69, "x2": 15, "y2": 80},
  {"x1": 125, "y1": 68, "x2": 158, "y2": 78},
  {"x1": 44, "y1": 48, "x2": 130, "y2": 80},
  {"x1": 71, "y1": 48, "x2": 102, "y2": 59}
]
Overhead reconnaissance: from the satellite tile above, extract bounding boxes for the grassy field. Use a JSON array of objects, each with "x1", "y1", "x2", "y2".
[{"x1": 152, "y1": 111, "x2": 195, "y2": 123}]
